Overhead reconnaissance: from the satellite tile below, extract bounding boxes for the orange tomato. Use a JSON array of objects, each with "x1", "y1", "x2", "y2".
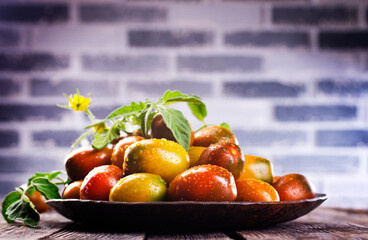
[
  {"x1": 273, "y1": 173, "x2": 316, "y2": 201},
  {"x1": 168, "y1": 165, "x2": 237, "y2": 201},
  {"x1": 236, "y1": 178, "x2": 279, "y2": 202},
  {"x1": 62, "y1": 180, "x2": 83, "y2": 199},
  {"x1": 238, "y1": 155, "x2": 274, "y2": 184}
]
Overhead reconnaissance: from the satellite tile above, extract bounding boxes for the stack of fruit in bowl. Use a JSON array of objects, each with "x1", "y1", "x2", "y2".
[{"x1": 1, "y1": 90, "x2": 316, "y2": 228}]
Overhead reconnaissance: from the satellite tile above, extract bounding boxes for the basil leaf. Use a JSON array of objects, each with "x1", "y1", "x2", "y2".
[
  {"x1": 157, "y1": 106, "x2": 192, "y2": 151},
  {"x1": 92, "y1": 125, "x2": 120, "y2": 149},
  {"x1": 2, "y1": 190, "x2": 22, "y2": 223},
  {"x1": 219, "y1": 122, "x2": 231, "y2": 131},
  {"x1": 6, "y1": 195, "x2": 39, "y2": 228},
  {"x1": 162, "y1": 90, "x2": 202, "y2": 104},
  {"x1": 31, "y1": 178, "x2": 61, "y2": 200},
  {"x1": 188, "y1": 102, "x2": 207, "y2": 123},
  {"x1": 106, "y1": 102, "x2": 146, "y2": 120}
]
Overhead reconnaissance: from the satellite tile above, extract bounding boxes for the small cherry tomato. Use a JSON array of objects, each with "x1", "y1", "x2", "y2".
[
  {"x1": 236, "y1": 178, "x2": 279, "y2": 202},
  {"x1": 62, "y1": 180, "x2": 83, "y2": 199},
  {"x1": 111, "y1": 136, "x2": 145, "y2": 169},
  {"x1": 80, "y1": 165, "x2": 124, "y2": 201},
  {"x1": 273, "y1": 173, "x2": 316, "y2": 201},
  {"x1": 26, "y1": 190, "x2": 49, "y2": 213},
  {"x1": 109, "y1": 173, "x2": 167, "y2": 202},
  {"x1": 168, "y1": 165, "x2": 237, "y2": 201},
  {"x1": 194, "y1": 126, "x2": 238, "y2": 147},
  {"x1": 197, "y1": 143, "x2": 245, "y2": 179},
  {"x1": 65, "y1": 145, "x2": 113, "y2": 182}
]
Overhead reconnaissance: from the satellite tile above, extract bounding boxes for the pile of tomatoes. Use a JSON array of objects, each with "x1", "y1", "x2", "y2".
[{"x1": 61, "y1": 114, "x2": 316, "y2": 203}]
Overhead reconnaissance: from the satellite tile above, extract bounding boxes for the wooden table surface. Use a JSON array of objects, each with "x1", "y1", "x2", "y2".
[{"x1": 1, "y1": 207, "x2": 368, "y2": 240}]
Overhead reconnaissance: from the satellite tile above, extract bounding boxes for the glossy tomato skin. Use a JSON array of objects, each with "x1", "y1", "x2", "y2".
[
  {"x1": 123, "y1": 139, "x2": 190, "y2": 183},
  {"x1": 238, "y1": 155, "x2": 274, "y2": 184},
  {"x1": 197, "y1": 143, "x2": 245, "y2": 179},
  {"x1": 80, "y1": 165, "x2": 124, "y2": 201},
  {"x1": 111, "y1": 136, "x2": 145, "y2": 169},
  {"x1": 188, "y1": 146, "x2": 206, "y2": 167},
  {"x1": 273, "y1": 173, "x2": 316, "y2": 201},
  {"x1": 168, "y1": 165, "x2": 237, "y2": 201},
  {"x1": 236, "y1": 179, "x2": 279, "y2": 202},
  {"x1": 62, "y1": 180, "x2": 83, "y2": 199},
  {"x1": 26, "y1": 190, "x2": 49, "y2": 213},
  {"x1": 151, "y1": 114, "x2": 194, "y2": 146},
  {"x1": 193, "y1": 126, "x2": 237, "y2": 147},
  {"x1": 65, "y1": 145, "x2": 113, "y2": 182},
  {"x1": 109, "y1": 173, "x2": 167, "y2": 202}
]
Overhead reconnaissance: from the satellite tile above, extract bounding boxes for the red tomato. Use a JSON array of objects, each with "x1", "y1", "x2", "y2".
[
  {"x1": 65, "y1": 145, "x2": 113, "y2": 182},
  {"x1": 168, "y1": 165, "x2": 237, "y2": 201},
  {"x1": 80, "y1": 165, "x2": 124, "y2": 201},
  {"x1": 197, "y1": 143, "x2": 244, "y2": 179},
  {"x1": 273, "y1": 173, "x2": 316, "y2": 201}
]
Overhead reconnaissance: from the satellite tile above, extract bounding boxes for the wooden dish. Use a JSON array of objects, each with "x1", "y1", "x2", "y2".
[{"x1": 47, "y1": 193, "x2": 327, "y2": 230}]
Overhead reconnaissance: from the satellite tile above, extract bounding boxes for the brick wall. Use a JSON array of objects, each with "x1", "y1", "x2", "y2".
[{"x1": 1, "y1": 0, "x2": 368, "y2": 208}]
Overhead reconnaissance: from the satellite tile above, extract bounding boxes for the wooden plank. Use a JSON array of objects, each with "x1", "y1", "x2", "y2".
[
  {"x1": 40, "y1": 223, "x2": 146, "y2": 240},
  {"x1": 147, "y1": 232, "x2": 232, "y2": 240},
  {"x1": 0, "y1": 210, "x2": 70, "y2": 240},
  {"x1": 237, "y1": 207, "x2": 368, "y2": 240}
]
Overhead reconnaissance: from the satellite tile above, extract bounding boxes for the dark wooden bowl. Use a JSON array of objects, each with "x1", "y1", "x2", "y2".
[{"x1": 47, "y1": 193, "x2": 327, "y2": 230}]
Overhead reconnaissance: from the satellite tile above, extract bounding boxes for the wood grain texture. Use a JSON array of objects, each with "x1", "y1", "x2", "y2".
[{"x1": 1, "y1": 207, "x2": 368, "y2": 239}]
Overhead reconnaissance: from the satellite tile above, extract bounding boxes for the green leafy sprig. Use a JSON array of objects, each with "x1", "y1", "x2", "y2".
[
  {"x1": 1, "y1": 171, "x2": 66, "y2": 228},
  {"x1": 82, "y1": 90, "x2": 207, "y2": 151}
]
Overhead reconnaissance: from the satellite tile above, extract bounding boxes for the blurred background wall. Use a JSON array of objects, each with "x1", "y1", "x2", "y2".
[{"x1": 0, "y1": 0, "x2": 367, "y2": 208}]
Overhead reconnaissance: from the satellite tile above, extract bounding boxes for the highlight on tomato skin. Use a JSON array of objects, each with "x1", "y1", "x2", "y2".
[
  {"x1": 168, "y1": 164, "x2": 237, "y2": 202},
  {"x1": 273, "y1": 173, "x2": 316, "y2": 201},
  {"x1": 111, "y1": 136, "x2": 145, "y2": 169},
  {"x1": 197, "y1": 143, "x2": 245, "y2": 179},
  {"x1": 65, "y1": 145, "x2": 113, "y2": 182},
  {"x1": 193, "y1": 126, "x2": 238, "y2": 147},
  {"x1": 62, "y1": 180, "x2": 83, "y2": 199},
  {"x1": 236, "y1": 178, "x2": 279, "y2": 202},
  {"x1": 80, "y1": 165, "x2": 124, "y2": 201}
]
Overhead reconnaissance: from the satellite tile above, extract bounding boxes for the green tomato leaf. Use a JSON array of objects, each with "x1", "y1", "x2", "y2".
[
  {"x1": 106, "y1": 101, "x2": 146, "y2": 120},
  {"x1": 138, "y1": 105, "x2": 156, "y2": 138},
  {"x1": 219, "y1": 122, "x2": 231, "y2": 131},
  {"x1": 157, "y1": 106, "x2": 192, "y2": 151},
  {"x1": 28, "y1": 171, "x2": 63, "y2": 185},
  {"x1": 92, "y1": 125, "x2": 120, "y2": 150},
  {"x1": 31, "y1": 178, "x2": 61, "y2": 200},
  {"x1": 2, "y1": 190, "x2": 22, "y2": 223},
  {"x1": 187, "y1": 102, "x2": 207, "y2": 122},
  {"x1": 6, "y1": 195, "x2": 39, "y2": 228},
  {"x1": 162, "y1": 90, "x2": 203, "y2": 105}
]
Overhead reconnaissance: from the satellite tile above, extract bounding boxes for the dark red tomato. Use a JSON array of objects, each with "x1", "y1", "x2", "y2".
[
  {"x1": 193, "y1": 126, "x2": 237, "y2": 147},
  {"x1": 273, "y1": 173, "x2": 316, "y2": 201},
  {"x1": 197, "y1": 143, "x2": 245, "y2": 179},
  {"x1": 80, "y1": 165, "x2": 124, "y2": 201},
  {"x1": 65, "y1": 145, "x2": 113, "y2": 182},
  {"x1": 151, "y1": 113, "x2": 195, "y2": 146},
  {"x1": 111, "y1": 136, "x2": 145, "y2": 169},
  {"x1": 62, "y1": 180, "x2": 83, "y2": 199},
  {"x1": 168, "y1": 165, "x2": 237, "y2": 201}
]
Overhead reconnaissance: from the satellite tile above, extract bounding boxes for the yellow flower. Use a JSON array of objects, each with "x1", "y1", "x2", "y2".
[{"x1": 69, "y1": 94, "x2": 91, "y2": 111}]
